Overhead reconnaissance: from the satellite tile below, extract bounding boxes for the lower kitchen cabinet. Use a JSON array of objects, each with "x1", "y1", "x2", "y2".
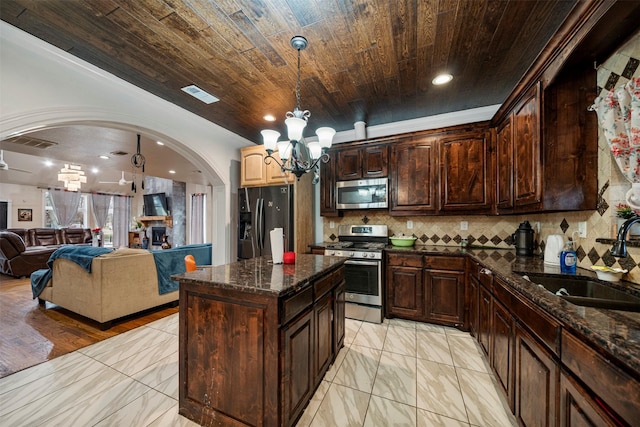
[
  {"x1": 559, "y1": 371, "x2": 617, "y2": 427},
  {"x1": 386, "y1": 253, "x2": 465, "y2": 327},
  {"x1": 386, "y1": 253, "x2": 424, "y2": 320},
  {"x1": 467, "y1": 272, "x2": 479, "y2": 337},
  {"x1": 514, "y1": 322, "x2": 558, "y2": 427},
  {"x1": 477, "y1": 283, "x2": 492, "y2": 356},
  {"x1": 313, "y1": 291, "x2": 334, "y2": 385},
  {"x1": 491, "y1": 294, "x2": 514, "y2": 410}
]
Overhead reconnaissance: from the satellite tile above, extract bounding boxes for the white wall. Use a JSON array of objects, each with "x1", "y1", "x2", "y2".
[
  {"x1": 0, "y1": 183, "x2": 44, "y2": 228},
  {"x1": 0, "y1": 22, "x2": 250, "y2": 265}
]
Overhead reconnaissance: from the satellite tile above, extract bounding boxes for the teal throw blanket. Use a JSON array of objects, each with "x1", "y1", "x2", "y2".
[{"x1": 151, "y1": 244, "x2": 212, "y2": 294}]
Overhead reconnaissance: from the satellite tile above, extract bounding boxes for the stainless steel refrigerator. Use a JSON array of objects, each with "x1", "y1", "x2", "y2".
[{"x1": 238, "y1": 185, "x2": 294, "y2": 259}]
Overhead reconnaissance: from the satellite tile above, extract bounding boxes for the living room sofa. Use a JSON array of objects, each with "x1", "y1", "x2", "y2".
[
  {"x1": 35, "y1": 244, "x2": 212, "y2": 329},
  {"x1": 0, "y1": 228, "x2": 92, "y2": 277}
]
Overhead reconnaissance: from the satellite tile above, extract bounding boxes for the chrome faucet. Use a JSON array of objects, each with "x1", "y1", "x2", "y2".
[{"x1": 611, "y1": 214, "x2": 640, "y2": 257}]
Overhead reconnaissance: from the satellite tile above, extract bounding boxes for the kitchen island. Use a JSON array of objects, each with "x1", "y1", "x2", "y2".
[{"x1": 171, "y1": 254, "x2": 345, "y2": 427}]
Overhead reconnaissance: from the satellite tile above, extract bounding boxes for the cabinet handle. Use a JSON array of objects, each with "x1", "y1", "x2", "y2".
[{"x1": 480, "y1": 268, "x2": 493, "y2": 276}]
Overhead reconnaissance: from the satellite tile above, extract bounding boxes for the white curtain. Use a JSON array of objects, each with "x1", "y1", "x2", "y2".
[
  {"x1": 49, "y1": 189, "x2": 81, "y2": 227},
  {"x1": 591, "y1": 77, "x2": 640, "y2": 182},
  {"x1": 190, "y1": 193, "x2": 206, "y2": 244},
  {"x1": 112, "y1": 195, "x2": 131, "y2": 247},
  {"x1": 91, "y1": 193, "x2": 112, "y2": 229}
]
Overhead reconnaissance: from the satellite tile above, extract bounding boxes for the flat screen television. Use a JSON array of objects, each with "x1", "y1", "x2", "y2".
[{"x1": 143, "y1": 193, "x2": 169, "y2": 216}]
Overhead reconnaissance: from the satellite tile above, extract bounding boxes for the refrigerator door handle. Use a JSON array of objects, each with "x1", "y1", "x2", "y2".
[
  {"x1": 254, "y1": 199, "x2": 261, "y2": 252},
  {"x1": 259, "y1": 198, "x2": 265, "y2": 249}
]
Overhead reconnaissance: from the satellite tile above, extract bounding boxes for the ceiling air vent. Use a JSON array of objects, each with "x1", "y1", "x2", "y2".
[
  {"x1": 110, "y1": 150, "x2": 128, "y2": 156},
  {"x1": 5, "y1": 136, "x2": 58, "y2": 149},
  {"x1": 181, "y1": 85, "x2": 219, "y2": 104}
]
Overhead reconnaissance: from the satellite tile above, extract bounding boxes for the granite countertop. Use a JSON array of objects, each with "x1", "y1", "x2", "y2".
[
  {"x1": 171, "y1": 254, "x2": 346, "y2": 299},
  {"x1": 389, "y1": 244, "x2": 640, "y2": 376}
]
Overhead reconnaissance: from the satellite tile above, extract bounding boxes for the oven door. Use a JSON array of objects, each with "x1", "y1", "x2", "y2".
[{"x1": 343, "y1": 259, "x2": 382, "y2": 306}]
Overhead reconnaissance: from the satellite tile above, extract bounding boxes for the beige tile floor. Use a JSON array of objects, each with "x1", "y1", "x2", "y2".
[{"x1": 0, "y1": 314, "x2": 517, "y2": 426}]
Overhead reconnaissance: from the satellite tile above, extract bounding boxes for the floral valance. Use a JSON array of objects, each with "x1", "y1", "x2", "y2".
[{"x1": 591, "y1": 77, "x2": 640, "y2": 182}]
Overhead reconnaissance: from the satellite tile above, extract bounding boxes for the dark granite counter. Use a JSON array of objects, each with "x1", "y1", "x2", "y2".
[
  {"x1": 171, "y1": 254, "x2": 345, "y2": 299},
  {"x1": 387, "y1": 244, "x2": 640, "y2": 376}
]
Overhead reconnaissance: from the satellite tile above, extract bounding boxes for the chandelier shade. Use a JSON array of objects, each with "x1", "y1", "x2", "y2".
[
  {"x1": 58, "y1": 163, "x2": 86, "y2": 191},
  {"x1": 261, "y1": 36, "x2": 335, "y2": 181}
]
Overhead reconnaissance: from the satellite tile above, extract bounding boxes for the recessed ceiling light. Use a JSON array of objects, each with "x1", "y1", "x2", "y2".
[
  {"x1": 92, "y1": 167, "x2": 99, "y2": 173},
  {"x1": 169, "y1": 170, "x2": 176, "y2": 174},
  {"x1": 156, "y1": 141, "x2": 164, "y2": 146},
  {"x1": 432, "y1": 73, "x2": 453, "y2": 85},
  {"x1": 44, "y1": 160, "x2": 53, "y2": 167},
  {"x1": 99, "y1": 155, "x2": 110, "y2": 160},
  {"x1": 264, "y1": 114, "x2": 276, "y2": 122}
]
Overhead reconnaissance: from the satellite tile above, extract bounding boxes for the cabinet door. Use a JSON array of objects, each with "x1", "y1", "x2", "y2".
[
  {"x1": 467, "y1": 275, "x2": 479, "y2": 337},
  {"x1": 386, "y1": 265, "x2": 424, "y2": 320},
  {"x1": 390, "y1": 137, "x2": 438, "y2": 215},
  {"x1": 491, "y1": 297, "x2": 514, "y2": 410},
  {"x1": 336, "y1": 148, "x2": 362, "y2": 180},
  {"x1": 496, "y1": 118, "x2": 513, "y2": 209},
  {"x1": 314, "y1": 292, "x2": 334, "y2": 385},
  {"x1": 320, "y1": 155, "x2": 340, "y2": 217},
  {"x1": 282, "y1": 309, "x2": 315, "y2": 427},
  {"x1": 241, "y1": 146, "x2": 268, "y2": 187},
  {"x1": 266, "y1": 150, "x2": 291, "y2": 184},
  {"x1": 440, "y1": 132, "x2": 492, "y2": 212},
  {"x1": 334, "y1": 279, "x2": 345, "y2": 354},
  {"x1": 559, "y1": 371, "x2": 617, "y2": 427},
  {"x1": 513, "y1": 84, "x2": 542, "y2": 207},
  {"x1": 424, "y1": 269, "x2": 464, "y2": 326},
  {"x1": 362, "y1": 145, "x2": 388, "y2": 178},
  {"x1": 515, "y1": 323, "x2": 558, "y2": 427},
  {"x1": 478, "y1": 284, "x2": 492, "y2": 357}
]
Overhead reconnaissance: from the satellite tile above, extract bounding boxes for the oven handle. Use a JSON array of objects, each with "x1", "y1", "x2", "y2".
[{"x1": 344, "y1": 259, "x2": 380, "y2": 267}]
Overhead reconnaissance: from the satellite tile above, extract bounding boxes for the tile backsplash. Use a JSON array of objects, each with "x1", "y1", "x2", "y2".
[{"x1": 322, "y1": 31, "x2": 640, "y2": 285}]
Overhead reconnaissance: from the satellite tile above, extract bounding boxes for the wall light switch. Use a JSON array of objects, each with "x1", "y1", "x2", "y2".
[
  {"x1": 407, "y1": 220, "x2": 413, "y2": 229},
  {"x1": 329, "y1": 221, "x2": 335, "y2": 229},
  {"x1": 461, "y1": 221, "x2": 468, "y2": 231},
  {"x1": 578, "y1": 221, "x2": 587, "y2": 238}
]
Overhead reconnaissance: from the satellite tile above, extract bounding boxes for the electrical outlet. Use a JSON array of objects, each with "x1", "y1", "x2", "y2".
[
  {"x1": 461, "y1": 221, "x2": 468, "y2": 231},
  {"x1": 578, "y1": 221, "x2": 587, "y2": 238},
  {"x1": 407, "y1": 220, "x2": 413, "y2": 229},
  {"x1": 329, "y1": 221, "x2": 335, "y2": 229},
  {"x1": 534, "y1": 221, "x2": 541, "y2": 234}
]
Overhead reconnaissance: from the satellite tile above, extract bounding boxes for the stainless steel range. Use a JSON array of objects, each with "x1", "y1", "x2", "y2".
[{"x1": 324, "y1": 224, "x2": 388, "y2": 323}]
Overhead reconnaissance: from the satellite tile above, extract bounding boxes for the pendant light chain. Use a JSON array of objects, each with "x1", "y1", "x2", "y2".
[{"x1": 295, "y1": 47, "x2": 302, "y2": 111}]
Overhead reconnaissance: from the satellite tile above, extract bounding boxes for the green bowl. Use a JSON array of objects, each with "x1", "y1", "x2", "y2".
[{"x1": 390, "y1": 237, "x2": 416, "y2": 247}]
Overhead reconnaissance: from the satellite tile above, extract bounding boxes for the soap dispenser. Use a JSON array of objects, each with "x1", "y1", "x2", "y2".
[{"x1": 560, "y1": 239, "x2": 577, "y2": 274}]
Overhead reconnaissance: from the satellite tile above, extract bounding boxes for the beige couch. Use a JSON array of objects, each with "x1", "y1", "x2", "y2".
[{"x1": 38, "y1": 248, "x2": 178, "y2": 328}]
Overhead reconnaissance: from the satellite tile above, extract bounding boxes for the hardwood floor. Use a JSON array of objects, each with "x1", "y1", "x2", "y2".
[{"x1": 0, "y1": 273, "x2": 178, "y2": 379}]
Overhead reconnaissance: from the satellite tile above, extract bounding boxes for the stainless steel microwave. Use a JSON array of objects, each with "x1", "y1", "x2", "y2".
[{"x1": 336, "y1": 178, "x2": 388, "y2": 209}]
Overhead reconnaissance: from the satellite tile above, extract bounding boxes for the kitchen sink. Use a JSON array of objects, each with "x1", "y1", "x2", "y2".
[{"x1": 524, "y1": 275, "x2": 640, "y2": 312}]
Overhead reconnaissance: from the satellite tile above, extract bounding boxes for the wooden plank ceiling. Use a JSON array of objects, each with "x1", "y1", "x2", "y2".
[{"x1": 1, "y1": 0, "x2": 577, "y2": 143}]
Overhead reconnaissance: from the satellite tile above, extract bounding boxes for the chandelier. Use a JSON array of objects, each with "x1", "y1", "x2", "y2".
[
  {"x1": 58, "y1": 164, "x2": 87, "y2": 191},
  {"x1": 261, "y1": 36, "x2": 335, "y2": 181}
]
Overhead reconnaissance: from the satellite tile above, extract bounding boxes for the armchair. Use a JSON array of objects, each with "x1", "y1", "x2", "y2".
[{"x1": 0, "y1": 231, "x2": 57, "y2": 277}]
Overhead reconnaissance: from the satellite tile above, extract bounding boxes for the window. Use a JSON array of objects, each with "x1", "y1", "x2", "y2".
[{"x1": 44, "y1": 191, "x2": 88, "y2": 228}]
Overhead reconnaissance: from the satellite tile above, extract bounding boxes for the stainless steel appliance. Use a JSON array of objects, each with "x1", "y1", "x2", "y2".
[
  {"x1": 324, "y1": 224, "x2": 388, "y2": 323},
  {"x1": 238, "y1": 185, "x2": 294, "y2": 259},
  {"x1": 336, "y1": 178, "x2": 388, "y2": 210}
]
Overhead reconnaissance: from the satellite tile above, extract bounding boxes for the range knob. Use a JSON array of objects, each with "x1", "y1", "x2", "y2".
[
  {"x1": 362, "y1": 252, "x2": 369, "y2": 258},
  {"x1": 326, "y1": 250, "x2": 335, "y2": 256}
]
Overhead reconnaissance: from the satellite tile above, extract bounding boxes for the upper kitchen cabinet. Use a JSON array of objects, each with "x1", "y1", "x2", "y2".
[
  {"x1": 319, "y1": 156, "x2": 341, "y2": 217},
  {"x1": 240, "y1": 145, "x2": 291, "y2": 188},
  {"x1": 440, "y1": 129, "x2": 494, "y2": 213},
  {"x1": 336, "y1": 144, "x2": 389, "y2": 180},
  {"x1": 390, "y1": 136, "x2": 438, "y2": 215}
]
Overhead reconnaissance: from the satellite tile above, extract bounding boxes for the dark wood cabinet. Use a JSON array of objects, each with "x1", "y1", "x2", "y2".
[
  {"x1": 390, "y1": 136, "x2": 438, "y2": 215},
  {"x1": 559, "y1": 371, "x2": 618, "y2": 427},
  {"x1": 496, "y1": 119, "x2": 513, "y2": 209},
  {"x1": 491, "y1": 294, "x2": 514, "y2": 410},
  {"x1": 336, "y1": 144, "x2": 388, "y2": 180},
  {"x1": 282, "y1": 308, "x2": 315, "y2": 426},
  {"x1": 467, "y1": 273, "x2": 479, "y2": 337},
  {"x1": 423, "y1": 256, "x2": 465, "y2": 326},
  {"x1": 386, "y1": 254, "x2": 465, "y2": 327},
  {"x1": 514, "y1": 322, "x2": 558, "y2": 427},
  {"x1": 313, "y1": 291, "x2": 334, "y2": 386},
  {"x1": 478, "y1": 282, "x2": 492, "y2": 357},
  {"x1": 386, "y1": 253, "x2": 424, "y2": 320},
  {"x1": 333, "y1": 279, "x2": 345, "y2": 355},
  {"x1": 513, "y1": 84, "x2": 542, "y2": 208},
  {"x1": 440, "y1": 131, "x2": 493, "y2": 213},
  {"x1": 320, "y1": 156, "x2": 340, "y2": 217}
]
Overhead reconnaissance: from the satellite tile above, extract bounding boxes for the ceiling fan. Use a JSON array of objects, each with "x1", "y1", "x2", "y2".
[
  {"x1": 0, "y1": 150, "x2": 32, "y2": 174},
  {"x1": 99, "y1": 171, "x2": 133, "y2": 186}
]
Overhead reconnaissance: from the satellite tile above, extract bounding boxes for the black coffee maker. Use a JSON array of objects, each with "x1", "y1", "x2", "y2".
[{"x1": 512, "y1": 221, "x2": 534, "y2": 256}]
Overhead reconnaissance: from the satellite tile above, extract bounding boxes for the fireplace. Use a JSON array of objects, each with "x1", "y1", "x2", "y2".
[{"x1": 151, "y1": 227, "x2": 166, "y2": 246}]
